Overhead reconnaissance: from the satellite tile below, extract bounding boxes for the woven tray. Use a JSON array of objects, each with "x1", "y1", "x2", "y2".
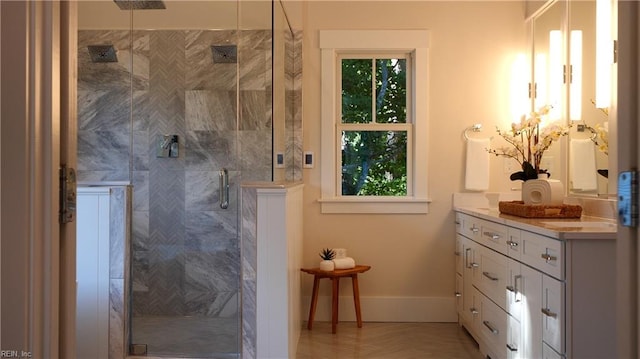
[{"x1": 498, "y1": 201, "x2": 582, "y2": 218}]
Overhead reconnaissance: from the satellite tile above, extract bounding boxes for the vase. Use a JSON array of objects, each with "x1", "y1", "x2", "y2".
[
  {"x1": 319, "y1": 260, "x2": 335, "y2": 271},
  {"x1": 522, "y1": 178, "x2": 564, "y2": 205}
]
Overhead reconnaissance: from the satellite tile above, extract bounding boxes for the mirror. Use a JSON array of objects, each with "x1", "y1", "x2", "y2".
[
  {"x1": 530, "y1": 0, "x2": 616, "y2": 197},
  {"x1": 532, "y1": 0, "x2": 566, "y2": 183},
  {"x1": 568, "y1": 0, "x2": 613, "y2": 196}
]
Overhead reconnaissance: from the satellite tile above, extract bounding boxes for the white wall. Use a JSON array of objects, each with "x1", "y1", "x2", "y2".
[{"x1": 297, "y1": 1, "x2": 528, "y2": 321}]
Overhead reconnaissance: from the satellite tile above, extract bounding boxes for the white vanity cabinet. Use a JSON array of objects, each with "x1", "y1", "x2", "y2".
[{"x1": 454, "y1": 210, "x2": 616, "y2": 359}]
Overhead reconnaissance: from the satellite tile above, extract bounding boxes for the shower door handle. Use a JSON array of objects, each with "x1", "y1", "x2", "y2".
[{"x1": 219, "y1": 168, "x2": 229, "y2": 209}]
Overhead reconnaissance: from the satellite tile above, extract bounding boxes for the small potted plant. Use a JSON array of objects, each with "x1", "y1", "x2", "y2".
[{"x1": 319, "y1": 248, "x2": 336, "y2": 271}]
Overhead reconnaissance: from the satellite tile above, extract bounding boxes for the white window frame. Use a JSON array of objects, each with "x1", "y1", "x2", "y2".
[{"x1": 319, "y1": 30, "x2": 431, "y2": 214}]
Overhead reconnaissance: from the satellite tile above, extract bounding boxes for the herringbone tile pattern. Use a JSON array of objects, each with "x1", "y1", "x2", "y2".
[{"x1": 296, "y1": 322, "x2": 484, "y2": 359}]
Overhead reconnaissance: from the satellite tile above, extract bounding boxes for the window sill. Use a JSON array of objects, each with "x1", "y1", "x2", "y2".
[{"x1": 318, "y1": 197, "x2": 431, "y2": 214}]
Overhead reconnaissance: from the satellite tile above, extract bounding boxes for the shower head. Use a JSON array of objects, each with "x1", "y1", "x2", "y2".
[
  {"x1": 88, "y1": 45, "x2": 118, "y2": 63},
  {"x1": 113, "y1": 0, "x2": 166, "y2": 10},
  {"x1": 211, "y1": 45, "x2": 237, "y2": 64}
]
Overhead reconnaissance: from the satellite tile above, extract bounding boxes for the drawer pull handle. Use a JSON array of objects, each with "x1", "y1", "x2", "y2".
[
  {"x1": 506, "y1": 240, "x2": 519, "y2": 247},
  {"x1": 470, "y1": 262, "x2": 479, "y2": 268},
  {"x1": 541, "y1": 307, "x2": 557, "y2": 318},
  {"x1": 470, "y1": 308, "x2": 479, "y2": 315},
  {"x1": 507, "y1": 281, "x2": 522, "y2": 302},
  {"x1": 482, "y1": 271, "x2": 499, "y2": 281},
  {"x1": 470, "y1": 225, "x2": 479, "y2": 233},
  {"x1": 455, "y1": 220, "x2": 461, "y2": 225},
  {"x1": 514, "y1": 274, "x2": 522, "y2": 302},
  {"x1": 483, "y1": 231, "x2": 501, "y2": 240},
  {"x1": 541, "y1": 253, "x2": 557, "y2": 262},
  {"x1": 482, "y1": 320, "x2": 499, "y2": 334},
  {"x1": 455, "y1": 292, "x2": 462, "y2": 297},
  {"x1": 454, "y1": 251, "x2": 461, "y2": 256},
  {"x1": 506, "y1": 344, "x2": 518, "y2": 352}
]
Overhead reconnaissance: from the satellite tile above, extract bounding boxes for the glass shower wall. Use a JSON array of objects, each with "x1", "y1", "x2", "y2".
[
  {"x1": 272, "y1": 0, "x2": 303, "y2": 182},
  {"x1": 77, "y1": 1, "x2": 277, "y2": 357}
]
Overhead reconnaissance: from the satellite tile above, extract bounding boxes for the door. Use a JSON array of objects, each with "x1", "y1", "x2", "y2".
[
  {"x1": 615, "y1": 1, "x2": 639, "y2": 358},
  {"x1": 1, "y1": 1, "x2": 77, "y2": 358}
]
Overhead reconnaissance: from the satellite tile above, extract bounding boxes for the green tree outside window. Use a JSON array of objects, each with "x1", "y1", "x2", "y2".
[{"x1": 341, "y1": 58, "x2": 408, "y2": 196}]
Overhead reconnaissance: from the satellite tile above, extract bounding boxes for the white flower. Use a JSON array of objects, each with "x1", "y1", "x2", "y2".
[
  {"x1": 487, "y1": 105, "x2": 571, "y2": 174},
  {"x1": 593, "y1": 123, "x2": 609, "y2": 155}
]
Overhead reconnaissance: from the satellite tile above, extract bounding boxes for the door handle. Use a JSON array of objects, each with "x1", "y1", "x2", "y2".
[{"x1": 219, "y1": 168, "x2": 229, "y2": 209}]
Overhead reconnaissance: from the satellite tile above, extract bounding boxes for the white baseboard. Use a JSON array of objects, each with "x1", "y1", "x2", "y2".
[{"x1": 301, "y1": 296, "x2": 457, "y2": 323}]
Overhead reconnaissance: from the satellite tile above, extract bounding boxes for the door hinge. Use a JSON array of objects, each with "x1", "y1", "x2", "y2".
[
  {"x1": 59, "y1": 164, "x2": 77, "y2": 224},
  {"x1": 618, "y1": 170, "x2": 638, "y2": 227}
]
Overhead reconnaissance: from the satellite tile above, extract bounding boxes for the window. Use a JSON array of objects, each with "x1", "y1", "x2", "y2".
[
  {"x1": 319, "y1": 30, "x2": 431, "y2": 214},
  {"x1": 340, "y1": 56, "x2": 410, "y2": 196}
]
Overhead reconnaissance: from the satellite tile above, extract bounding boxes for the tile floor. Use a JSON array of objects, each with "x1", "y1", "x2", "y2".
[{"x1": 296, "y1": 322, "x2": 484, "y2": 359}]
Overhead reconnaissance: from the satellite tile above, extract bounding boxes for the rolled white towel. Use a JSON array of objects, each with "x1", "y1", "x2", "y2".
[
  {"x1": 333, "y1": 257, "x2": 356, "y2": 270},
  {"x1": 333, "y1": 248, "x2": 347, "y2": 259}
]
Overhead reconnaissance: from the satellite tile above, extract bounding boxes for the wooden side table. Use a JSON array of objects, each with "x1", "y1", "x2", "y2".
[{"x1": 300, "y1": 265, "x2": 371, "y2": 334}]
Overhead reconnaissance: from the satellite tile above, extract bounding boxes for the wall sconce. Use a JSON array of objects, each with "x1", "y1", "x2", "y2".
[
  {"x1": 570, "y1": 30, "x2": 582, "y2": 121},
  {"x1": 534, "y1": 52, "x2": 547, "y2": 111},
  {"x1": 510, "y1": 53, "x2": 529, "y2": 123},
  {"x1": 596, "y1": 0, "x2": 612, "y2": 108},
  {"x1": 547, "y1": 30, "x2": 563, "y2": 122}
]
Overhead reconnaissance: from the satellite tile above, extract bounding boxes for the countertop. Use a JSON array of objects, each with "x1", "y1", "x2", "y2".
[{"x1": 454, "y1": 206, "x2": 617, "y2": 240}]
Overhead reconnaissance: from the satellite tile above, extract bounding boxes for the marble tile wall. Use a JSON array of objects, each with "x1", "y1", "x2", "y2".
[
  {"x1": 106, "y1": 186, "x2": 130, "y2": 359},
  {"x1": 240, "y1": 187, "x2": 258, "y2": 359},
  {"x1": 78, "y1": 28, "x2": 274, "y2": 357}
]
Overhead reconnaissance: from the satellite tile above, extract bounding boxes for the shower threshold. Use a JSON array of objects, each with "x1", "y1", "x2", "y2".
[{"x1": 130, "y1": 315, "x2": 240, "y2": 359}]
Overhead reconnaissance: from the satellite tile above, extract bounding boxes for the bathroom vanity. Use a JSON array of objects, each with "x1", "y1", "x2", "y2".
[{"x1": 454, "y1": 206, "x2": 616, "y2": 359}]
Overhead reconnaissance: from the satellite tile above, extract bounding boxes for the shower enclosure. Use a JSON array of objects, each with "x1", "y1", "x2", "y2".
[{"x1": 77, "y1": 1, "x2": 301, "y2": 357}]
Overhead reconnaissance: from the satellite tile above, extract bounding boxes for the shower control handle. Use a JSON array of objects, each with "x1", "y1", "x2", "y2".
[{"x1": 219, "y1": 168, "x2": 229, "y2": 209}]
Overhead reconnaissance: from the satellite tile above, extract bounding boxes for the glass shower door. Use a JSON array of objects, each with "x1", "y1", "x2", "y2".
[{"x1": 128, "y1": 1, "x2": 245, "y2": 357}]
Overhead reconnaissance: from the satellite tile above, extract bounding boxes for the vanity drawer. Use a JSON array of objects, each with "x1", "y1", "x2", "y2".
[
  {"x1": 542, "y1": 275, "x2": 564, "y2": 355},
  {"x1": 455, "y1": 234, "x2": 464, "y2": 275},
  {"x1": 462, "y1": 286, "x2": 483, "y2": 337},
  {"x1": 455, "y1": 212, "x2": 464, "y2": 234},
  {"x1": 505, "y1": 258, "x2": 522, "y2": 321},
  {"x1": 479, "y1": 219, "x2": 509, "y2": 255},
  {"x1": 542, "y1": 342, "x2": 563, "y2": 359},
  {"x1": 455, "y1": 273, "x2": 463, "y2": 315},
  {"x1": 479, "y1": 293, "x2": 509, "y2": 359},
  {"x1": 506, "y1": 228, "x2": 522, "y2": 261},
  {"x1": 459, "y1": 213, "x2": 482, "y2": 240},
  {"x1": 520, "y1": 231, "x2": 563, "y2": 279},
  {"x1": 507, "y1": 315, "x2": 522, "y2": 359},
  {"x1": 475, "y1": 245, "x2": 509, "y2": 311}
]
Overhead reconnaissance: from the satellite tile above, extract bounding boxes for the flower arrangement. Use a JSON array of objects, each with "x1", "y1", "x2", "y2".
[
  {"x1": 587, "y1": 100, "x2": 609, "y2": 156},
  {"x1": 488, "y1": 105, "x2": 571, "y2": 181},
  {"x1": 590, "y1": 123, "x2": 609, "y2": 155}
]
